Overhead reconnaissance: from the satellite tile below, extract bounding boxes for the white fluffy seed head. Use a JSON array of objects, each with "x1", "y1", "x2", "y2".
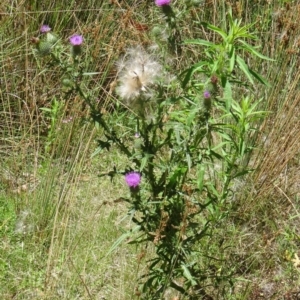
[{"x1": 116, "y1": 46, "x2": 163, "y2": 102}]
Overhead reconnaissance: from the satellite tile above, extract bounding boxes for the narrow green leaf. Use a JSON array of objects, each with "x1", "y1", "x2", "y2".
[
  {"x1": 232, "y1": 169, "x2": 251, "y2": 179},
  {"x1": 197, "y1": 165, "x2": 205, "y2": 192},
  {"x1": 186, "y1": 152, "x2": 192, "y2": 170},
  {"x1": 236, "y1": 55, "x2": 254, "y2": 84},
  {"x1": 82, "y1": 72, "x2": 102, "y2": 76},
  {"x1": 228, "y1": 46, "x2": 235, "y2": 73},
  {"x1": 238, "y1": 40, "x2": 275, "y2": 61},
  {"x1": 181, "y1": 264, "x2": 197, "y2": 286},
  {"x1": 248, "y1": 68, "x2": 271, "y2": 87},
  {"x1": 94, "y1": 121, "x2": 100, "y2": 130},
  {"x1": 217, "y1": 133, "x2": 233, "y2": 142},
  {"x1": 106, "y1": 226, "x2": 141, "y2": 257},
  {"x1": 227, "y1": 7, "x2": 234, "y2": 29},
  {"x1": 140, "y1": 154, "x2": 151, "y2": 171},
  {"x1": 184, "y1": 39, "x2": 215, "y2": 47},
  {"x1": 40, "y1": 107, "x2": 52, "y2": 112},
  {"x1": 207, "y1": 183, "x2": 221, "y2": 198},
  {"x1": 180, "y1": 61, "x2": 208, "y2": 88},
  {"x1": 91, "y1": 146, "x2": 102, "y2": 158},
  {"x1": 208, "y1": 149, "x2": 223, "y2": 160},
  {"x1": 206, "y1": 24, "x2": 228, "y2": 41},
  {"x1": 225, "y1": 80, "x2": 233, "y2": 111}
]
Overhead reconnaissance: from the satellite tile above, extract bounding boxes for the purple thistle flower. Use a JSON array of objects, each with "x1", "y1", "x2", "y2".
[
  {"x1": 203, "y1": 91, "x2": 211, "y2": 99},
  {"x1": 125, "y1": 172, "x2": 141, "y2": 188},
  {"x1": 69, "y1": 34, "x2": 83, "y2": 46},
  {"x1": 155, "y1": 0, "x2": 171, "y2": 6},
  {"x1": 40, "y1": 25, "x2": 51, "y2": 33}
]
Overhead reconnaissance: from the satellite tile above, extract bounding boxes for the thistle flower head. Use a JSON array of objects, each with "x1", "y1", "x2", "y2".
[
  {"x1": 116, "y1": 46, "x2": 163, "y2": 102},
  {"x1": 203, "y1": 91, "x2": 211, "y2": 99},
  {"x1": 203, "y1": 90, "x2": 212, "y2": 109},
  {"x1": 40, "y1": 24, "x2": 51, "y2": 33},
  {"x1": 69, "y1": 34, "x2": 83, "y2": 46},
  {"x1": 69, "y1": 35, "x2": 83, "y2": 56},
  {"x1": 125, "y1": 172, "x2": 141, "y2": 188},
  {"x1": 155, "y1": 0, "x2": 171, "y2": 6}
]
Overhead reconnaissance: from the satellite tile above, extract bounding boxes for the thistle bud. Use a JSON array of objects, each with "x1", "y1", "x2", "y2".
[
  {"x1": 203, "y1": 90, "x2": 211, "y2": 109},
  {"x1": 134, "y1": 133, "x2": 143, "y2": 150},
  {"x1": 69, "y1": 34, "x2": 83, "y2": 57},
  {"x1": 46, "y1": 32, "x2": 58, "y2": 45},
  {"x1": 62, "y1": 78, "x2": 73, "y2": 88},
  {"x1": 152, "y1": 26, "x2": 162, "y2": 37},
  {"x1": 211, "y1": 75, "x2": 218, "y2": 85},
  {"x1": 38, "y1": 41, "x2": 52, "y2": 55}
]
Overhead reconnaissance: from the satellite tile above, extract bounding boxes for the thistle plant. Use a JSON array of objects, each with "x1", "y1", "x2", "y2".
[
  {"x1": 103, "y1": 9, "x2": 270, "y2": 298},
  {"x1": 31, "y1": 24, "x2": 58, "y2": 56},
  {"x1": 103, "y1": 45, "x2": 267, "y2": 298},
  {"x1": 32, "y1": 10, "x2": 270, "y2": 298},
  {"x1": 32, "y1": 26, "x2": 104, "y2": 153}
]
